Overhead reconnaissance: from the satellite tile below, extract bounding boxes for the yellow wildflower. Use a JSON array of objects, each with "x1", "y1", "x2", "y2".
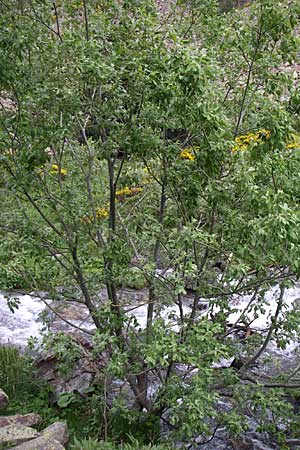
[
  {"x1": 96, "y1": 207, "x2": 109, "y2": 219},
  {"x1": 50, "y1": 164, "x2": 67, "y2": 176},
  {"x1": 258, "y1": 129, "x2": 271, "y2": 140},
  {"x1": 180, "y1": 149, "x2": 196, "y2": 161},
  {"x1": 115, "y1": 186, "x2": 132, "y2": 197},
  {"x1": 232, "y1": 129, "x2": 271, "y2": 152},
  {"x1": 286, "y1": 142, "x2": 300, "y2": 150},
  {"x1": 115, "y1": 186, "x2": 143, "y2": 201},
  {"x1": 81, "y1": 206, "x2": 109, "y2": 225},
  {"x1": 286, "y1": 134, "x2": 300, "y2": 150}
]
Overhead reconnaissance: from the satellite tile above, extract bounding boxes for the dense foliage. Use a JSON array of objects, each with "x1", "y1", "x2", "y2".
[{"x1": 1, "y1": 0, "x2": 300, "y2": 447}]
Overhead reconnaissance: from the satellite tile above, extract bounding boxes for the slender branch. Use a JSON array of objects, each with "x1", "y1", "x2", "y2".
[
  {"x1": 223, "y1": 286, "x2": 259, "y2": 338},
  {"x1": 147, "y1": 158, "x2": 167, "y2": 340},
  {"x1": 52, "y1": 2, "x2": 62, "y2": 42},
  {"x1": 188, "y1": 206, "x2": 215, "y2": 325},
  {"x1": 241, "y1": 373, "x2": 300, "y2": 390},
  {"x1": 82, "y1": 0, "x2": 89, "y2": 41},
  {"x1": 74, "y1": 116, "x2": 106, "y2": 249},
  {"x1": 71, "y1": 244, "x2": 102, "y2": 331},
  {"x1": 104, "y1": 156, "x2": 123, "y2": 337},
  {"x1": 41, "y1": 297, "x2": 94, "y2": 336},
  {"x1": 234, "y1": 23, "x2": 263, "y2": 136},
  {"x1": 28, "y1": 3, "x2": 62, "y2": 41},
  {"x1": 239, "y1": 284, "x2": 285, "y2": 373}
]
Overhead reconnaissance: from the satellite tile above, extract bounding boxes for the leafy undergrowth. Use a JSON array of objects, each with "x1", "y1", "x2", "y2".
[
  {"x1": 0, "y1": 346, "x2": 95, "y2": 439},
  {"x1": 0, "y1": 346, "x2": 166, "y2": 447},
  {"x1": 70, "y1": 437, "x2": 172, "y2": 450}
]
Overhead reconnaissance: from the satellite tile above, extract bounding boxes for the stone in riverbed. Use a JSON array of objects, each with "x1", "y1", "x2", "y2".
[
  {"x1": 0, "y1": 412, "x2": 42, "y2": 427},
  {"x1": 0, "y1": 388, "x2": 9, "y2": 409},
  {"x1": 6, "y1": 421, "x2": 69, "y2": 450},
  {"x1": 230, "y1": 439, "x2": 254, "y2": 449},
  {"x1": 293, "y1": 298, "x2": 300, "y2": 309},
  {"x1": 41, "y1": 421, "x2": 69, "y2": 445},
  {"x1": 0, "y1": 424, "x2": 39, "y2": 446},
  {"x1": 35, "y1": 332, "x2": 104, "y2": 401},
  {"x1": 8, "y1": 435, "x2": 65, "y2": 450}
]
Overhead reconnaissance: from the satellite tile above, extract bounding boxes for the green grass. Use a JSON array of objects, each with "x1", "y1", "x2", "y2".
[
  {"x1": 0, "y1": 345, "x2": 30, "y2": 398},
  {"x1": 70, "y1": 437, "x2": 173, "y2": 450}
]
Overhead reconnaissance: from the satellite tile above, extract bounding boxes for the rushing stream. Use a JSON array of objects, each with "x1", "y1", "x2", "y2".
[
  {"x1": 0, "y1": 292, "x2": 45, "y2": 346},
  {"x1": 1, "y1": 284, "x2": 300, "y2": 348}
]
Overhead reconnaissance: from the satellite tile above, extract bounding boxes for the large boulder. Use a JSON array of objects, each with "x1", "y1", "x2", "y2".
[
  {"x1": 36, "y1": 351, "x2": 94, "y2": 401},
  {"x1": 41, "y1": 421, "x2": 69, "y2": 445},
  {"x1": 0, "y1": 424, "x2": 39, "y2": 447},
  {"x1": 0, "y1": 413, "x2": 42, "y2": 428},
  {"x1": 35, "y1": 332, "x2": 105, "y2": 401},
  {"x1": 0, "y1": 388, "x2": 9, "y2": 409},
  {"x1": 5, "y1": 421, "x2": 69, "y2": 450},
  {"x1": 8, "y1": 435, "x2": 65, "y2": 450}
]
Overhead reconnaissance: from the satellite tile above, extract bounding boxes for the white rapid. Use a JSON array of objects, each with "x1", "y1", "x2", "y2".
[
  {"x1": 0, "y1": 283, "x2": 300, "y2": 350},
  {"x1": 0, "y1": 292, "x2": 45, "y2": 347},
  {"x1": 227, "y1": 283, "x2": 300, "y2": 331}
]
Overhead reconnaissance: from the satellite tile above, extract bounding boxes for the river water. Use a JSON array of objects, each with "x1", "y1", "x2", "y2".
[
  {"x1": 1, "y1": 284, "x2": 300, "y2": 348},
  {"x1": 0, "y1": 292, "x2": 45, "y2": 346}
]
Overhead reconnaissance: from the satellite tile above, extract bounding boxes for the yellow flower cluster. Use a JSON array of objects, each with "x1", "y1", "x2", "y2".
[
  {"x1": 286, "y1": 134, "x2": 300, "y2": 150},
  {"x1": 81, "y1": 185, "x2": 144, "y2": 225},
  {"x1": 115, "y1": 186, "x2": 133, "y2": 197},
  {"x1": 180, "y1": 148, "x2": 196, "y2": 161},
  {"x1": 96, "y1": 207, "x2": 109, "y2": 219},
  {"x1": 115, "y1": 186, "x2": 143, "y2": 201},
  {"x1": 81, "y1": 206, "x2": 109, "y2": 225},
  {"x1": 232, "y1": 129, "x2": 271, "y2": 152},
  {"x1": 50, "y1": 164, "x2": 67, "y2": 176}
]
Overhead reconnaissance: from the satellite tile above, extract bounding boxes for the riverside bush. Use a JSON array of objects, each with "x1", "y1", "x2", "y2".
[{"x1": 1, "y1": 0, "x2": 300, "y2": 448}]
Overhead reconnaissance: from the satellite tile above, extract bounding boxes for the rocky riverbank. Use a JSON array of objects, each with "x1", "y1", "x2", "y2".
[{"x1": 0, "y1": 387, "x2": 69, "y2": 449}]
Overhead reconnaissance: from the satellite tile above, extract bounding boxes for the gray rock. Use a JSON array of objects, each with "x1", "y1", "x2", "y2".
[
  {"x1": 293, "y1": 298, "x2": 300, "y2": 309},
  {"x1": 230, "y1": 439, "x2": 254, "y2": 450},
  {"x1": 251, "y1": 439, "x2": 276, "y2": 450},
  {"x1": 36, "y1": 353, "x2": 94, "y2": 401},
  {"x1": 41, "y1": 421, "x2": 69, "y2": 445},
  {"x1": 286, "y1": 439, "x2": 300, "y2": 448},
  {"x1": 0, "y1": 387, "x2": 9, "y2": 409},
  {"x1": 0, "y1": 424, "x2": 39, "y2": 446},
  {"x1": 0, "y1": 413, "x2": 42, "y2": 427},
  {"x1": 196, "y1": 301, "x2": 209, "y2": 311},
  {"x1": 35, "y1": 332, "x2": 103, "y2": 401},
  {"x1": 8, "y1": 435, "x2": 65, "y2": 450}
]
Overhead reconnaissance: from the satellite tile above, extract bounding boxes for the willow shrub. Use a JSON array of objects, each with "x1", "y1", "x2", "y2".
[{"x1": 1, "y1": 0, "x2": 300, "y2": 447}]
